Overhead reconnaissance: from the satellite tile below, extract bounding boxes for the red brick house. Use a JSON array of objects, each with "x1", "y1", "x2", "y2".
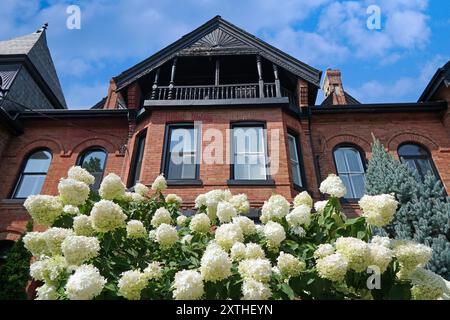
[{"x1": 0, "y1": 16, "x2": 449, "y2": 251}]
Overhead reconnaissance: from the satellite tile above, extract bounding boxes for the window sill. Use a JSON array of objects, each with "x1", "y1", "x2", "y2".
[
  {"x1": 227, "y1": 179, "x2": 275, "y2": 186},
  {"x1": 167, "y1": 179, "x2": 203, "y2": 186},
  {"x1": 1, "y1": 199, "x2": 25, "y2": 204}
]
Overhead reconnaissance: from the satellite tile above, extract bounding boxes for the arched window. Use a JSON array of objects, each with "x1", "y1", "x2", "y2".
[
  {"x1": 77, "y1": 148, "x2": 107, "y2": 190},
  {"x1": 333, "y1": 146, "x2": 366, "y2": 199},
  {"x1": 398, "y1": 143, "x2": 439, "y2": 180},
  {"x1": 12, "y1": 149, "x2": 52, "y2": 199}
]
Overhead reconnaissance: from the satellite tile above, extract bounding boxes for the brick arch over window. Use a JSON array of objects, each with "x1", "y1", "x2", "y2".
[
  {"x1": 0, "y1": 230, "x2": 23, "y2": 241},
  {"x1": 69, "y1": 138, "x2": 120, "y2": 157},
  {"x1": 387, "y1": 132, "x2": 439, "y2": 152},
  {"x1": 323, "y1": 134, "x2": 371, "y2": 154},
  {"x1": 7, "y1": 138, "x2": 63, "y2": 158}
]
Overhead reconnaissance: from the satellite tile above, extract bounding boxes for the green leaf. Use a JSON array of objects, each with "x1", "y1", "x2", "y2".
[{"x1": 280, "y1": 283, "x2": 295, "y2": 300}]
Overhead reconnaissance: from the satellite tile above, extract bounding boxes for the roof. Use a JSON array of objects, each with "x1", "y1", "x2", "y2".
[
  {"x1": 313, "y1": 101, "x2": 447, "y2": 114},
  {"x1": 114, "y1": 15, "x2": 322, "y2": 90},
  {"x1": 0, "y1": 64, "x2": 20, "y2": 93},
  {"x1": 418, "y1": 60, "x2": 450, "y2": 102},
  {"x1": 0, "y1": 25, "x2": 67, "y2": 109},
  {"x1": 320, "y1": 91, "x2": 360, "y2": 106},
  {"x1": 91, "y1": 97, "x2": 107, "y2": 109}
]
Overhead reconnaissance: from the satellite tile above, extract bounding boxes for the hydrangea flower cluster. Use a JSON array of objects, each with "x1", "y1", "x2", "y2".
[{"x1": 20, "y1": 167, "x2": 449, "y2": 301}]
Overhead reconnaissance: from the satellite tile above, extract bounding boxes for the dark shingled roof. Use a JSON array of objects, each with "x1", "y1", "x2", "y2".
[
  {"x1": 0, "y1": 26, "x2": 67, "y2": 109},
  {"x1": 418, "y1": 60, "x2": 450, "y2": 102},
  {"x1": 91, "y1": 97, "x2": 107, "y2": 109},
  {"x1": 320, "y1": 91, "x2": 360, "y2": 106}
]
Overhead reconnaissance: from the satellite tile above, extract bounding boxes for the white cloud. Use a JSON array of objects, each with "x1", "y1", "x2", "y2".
[
  {"x1": 64, "y1": 82, "x2": 108, "y2": 109},
  {"x1": 347, "y1": 55, "x2": 447, "y2": 103}
]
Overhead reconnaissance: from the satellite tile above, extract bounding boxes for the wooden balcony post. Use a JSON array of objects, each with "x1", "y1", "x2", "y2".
[
  {"x1": 215, "y1": 58, "x2": 220, "y2": 86},
  {"x1": 256, "y1": 55, "x2": 264, "y2": 97},
  {"x1": 273, "y1": 64, "x2": 281, "y2": 97},
  {"x1": 150, "y1": 68, "x2": 160, "y2": 100},
  {"x1": 168, "y1": 58, "x2": 177, "y2": 99}
]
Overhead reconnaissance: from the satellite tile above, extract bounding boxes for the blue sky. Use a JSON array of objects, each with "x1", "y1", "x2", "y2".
[{"x1": 1, "y1": 0, "x2": 449, "y2": 108}]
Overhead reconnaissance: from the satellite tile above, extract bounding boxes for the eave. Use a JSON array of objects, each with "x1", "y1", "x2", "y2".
[
  {"x1": 311, "y1": 101, "x2": 447, "y2": 114},
  {"x1": 17, "y1": 109, "x2": 129, "y2": 120},
  {"x1": 0, "y1": 105, "x2": 23, "y2": 134}
]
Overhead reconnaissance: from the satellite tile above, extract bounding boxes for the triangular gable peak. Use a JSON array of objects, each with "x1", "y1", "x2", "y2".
[{"x1": 114, "y1": 16, "x2": 321, "y2": 91}]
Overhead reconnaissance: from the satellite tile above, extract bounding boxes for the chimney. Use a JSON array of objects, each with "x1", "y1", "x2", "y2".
[{"x1": 323, "y1": 69, "x2": 347, "y2": 105}]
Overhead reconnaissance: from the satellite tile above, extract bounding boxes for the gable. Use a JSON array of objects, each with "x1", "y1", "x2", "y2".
[{"x1": 114, "y1": 16, "x2": 321, "y2": 91}]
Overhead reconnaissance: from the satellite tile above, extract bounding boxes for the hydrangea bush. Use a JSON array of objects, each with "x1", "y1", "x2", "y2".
[{"x1": 22, "y1": 167, "x2": 450, "y2": 300}]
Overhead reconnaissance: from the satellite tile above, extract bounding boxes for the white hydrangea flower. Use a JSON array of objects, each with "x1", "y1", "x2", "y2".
[
  {"x1": 277, "y1": 251, "x2": 305, "y2": 278},
  {"x1": 30, "y1": 256, "x2": 67, "y2": 284},
  {"x1": 245, "y1": 243, "x2": 266, "y2": 259},
  {"x1": 228, "y1": 194, "x2": 250, "y2": 215},
  {"x1": 65, "y1": 265, "x2": 106, "y2": 300},
  {"x1": 35, "y1": 284, "x2": 58, "y2": 300},
  {"x1": 61, "y1": 235, "x2": 100, "y2": 266},
  {"x1": 319, "y1": 174, "x2": 347, "y2": 198},
  {"x1": 314, "y1": 200, "x2": 328, "y2": 214},
  {"x1": 118, "y1": 270, "x2": 148, "y2": 300},
  {"x1": 260, "y1": 194, "x2": 290, "y2": 223},
  {"x1": 204, "y1": 189, "x2": 232, "y2": 221},
  {"x1": 392, "y1": 240, "x2": 433, "y2": 277},
  {"x1": 143, "y1": 262, "x2": 163, "y2": 280},
  {"x1": 68, "y1": 166, "x2": 95, "y2": 185},
  {"x1": 90, "y1": 200, "x2": 127, "y2": 232},
  {"x1": 200, "y1": 243, "x2": 232, "y2": 282},
  {"x1": 241, "y1": 279, "x2": 272, "y2": 300},
  {"x1": 173, "y1": 270, "x2": 204, "y2": 300},
  {"x1": 194, "y1": 194, "x2": 207, "y2": 209},
  {"x1": 134, "y1": 183, "x2": 149, "y2": 196},
  {"x1": 316, "y1": 253, "x2": 349, "y2": 282},
  {"x1": 73, "y1": 215, "x2": 95, "y2": 236},
  {"x1": 293, "y1": 191, "x2": 313, "y2": 208},
  {"x1": 314, "y1": 244, "x2": 335, "y2": 260},
  {"x1": 359, "y1": 194, "x2": 399, "y2": 227},
  {"x1": 286, "y1": 204, "x2": 311, "y2": 228},
  {"x1": 263, "y1": 221, "x2": 286, "y2": 250},
  {"x1": 148, "y1": 230, "x2": 156, "y2": 241},
  {"x1": 216, "y1": 201, "x2": 238, "y2": 223},
  {"x1": 24, "y1": 195, "x2": 63, "y2": 226},
  {"x1": 190, "y1": 213, "x2": 211, "y2": 234},
  {"x1": 290, "y1": 226, "x2": 306, "y2": 238},
  {"x1": 120, "y1": 192, "x2": 134, "y2": 202},
  {"x1": 126, "y1": 220, "x2": 147, "y2": 239},
  {"x1": 23, "y1": 231, "x2": 49, "y2": 257},
  {"x1": 232, "y1": 216, "x2": 256, "y2": 236},
  {"x1": 151, "y1": 207, "x2": 172, "y2": 228},
  {"x1": 238, "y1": 258, "x2": 272, "y2": 283},
  {"x1": 131, "y1": 193, "x2": 145, "y2": 202},
  {"x1": 409, "y1": 267, "x2": 449, "y2": 300},
  {"x1": 335, "y1": 237, "x2": 370, "y2": 272},
  {"x1": 176, "y1": 215, "x2": 188, "y2": 227},
  {"x1": 63, "y1": 205, "x2": 80, "y2": 216},
  {"x1": 368, "y1": 243, "x2": 393, "y2": 273},
  {"x1": 151, "y1": 174, "x2": 167, "y2": 192},
  {"x1": 99, "y1": 173, "x2": 125, "y2": 200},
  {"x1": 230, "y1": 242, "x2": 247, "y2": 261},
  {"x1": 371, "y1": 236, "x2": 392, "y2": 248},
  {"x1": 43, "y1": 227, "x2": 75, "y2": 255},
  {"x1": 215, "y1": 223, "x2": 244, "y2": 251},
  {"x1": 58, "y1": 178, "x2": 90, "y2": 206},
  {"x1": 181, "y1": 234, "x2": 193, "y2": 244},
  {"x1": 155, "y1": 223, "x2": 179, "y2": 249},
  {"x1": 165, "y1": 194, "x2": 182, "y2": 207}
]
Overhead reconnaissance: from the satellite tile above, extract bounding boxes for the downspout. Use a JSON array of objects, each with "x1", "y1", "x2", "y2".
[{"x1": 306, "y1": 106, "x2": 323, "y2": 199}]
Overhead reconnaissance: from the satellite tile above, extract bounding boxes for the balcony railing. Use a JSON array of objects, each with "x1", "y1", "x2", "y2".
[{"x1": 148, "y1": 82, "x2": 296, "y2": 104}]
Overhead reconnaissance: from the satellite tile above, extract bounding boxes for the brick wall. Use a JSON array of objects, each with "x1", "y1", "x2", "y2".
[{"x1": 0, "y1": 125, "x2": 11, "y2": 160}]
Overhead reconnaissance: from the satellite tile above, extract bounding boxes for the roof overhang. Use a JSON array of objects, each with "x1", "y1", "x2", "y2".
[
  {"x1": 114, "y1": 16, "x2": 322, "y2": 91},
  {"x1": 312, "y1": 101, "x2": 447, "y2": 114},
  {"x1": 418, "y1": 61, "x2": 450, "y2": 102},
  {"x1": 0, "y1": 105, "x2": 23, "y2": 134}
]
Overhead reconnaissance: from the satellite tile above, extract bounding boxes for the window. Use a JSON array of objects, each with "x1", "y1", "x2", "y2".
[
  {"x1": 333, "y1": 146, "x2": 365, "y2": 199},
  {"x1": 232, "y1": 124, "x2": 267, "y2": 180},
  {"x1": 128, "y1": 132, "x2": 147, "y2": 187},
  {"x1": 12, "y1": 149, "x2": 52, "y2": 199},
  {"x1": 398, "y1": 143, "x2": 439, "y2": 180},
  {"x1": 287, "y1": 132, "x2": 303, "y2": 187},
  {"x1": 78, "y1": 149, "x2": 107, "y2": 190},
  {"x1": 163, "y1": 124, "x2": 199, "y2": 181}
]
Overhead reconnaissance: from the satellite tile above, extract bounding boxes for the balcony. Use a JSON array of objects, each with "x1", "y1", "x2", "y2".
[{"x1": 144, "y1": 83, "x2": 297, "y2": 108}]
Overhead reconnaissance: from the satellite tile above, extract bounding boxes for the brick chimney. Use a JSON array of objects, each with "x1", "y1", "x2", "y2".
[{"x1": 323, "y1": 69, "x2": 347, "y2": 105}]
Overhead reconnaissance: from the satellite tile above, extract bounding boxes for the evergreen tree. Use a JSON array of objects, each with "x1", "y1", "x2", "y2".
[{"x1": 366, "y1": 138, "x2": 450, "y2": 279}]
